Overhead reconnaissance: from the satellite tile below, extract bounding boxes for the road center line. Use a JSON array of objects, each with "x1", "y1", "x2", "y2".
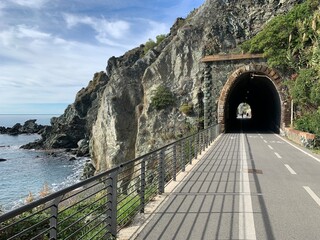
[
  {"x1": 275, "y1": 134, "x2": 320, "y2": 164},
  {"x1": 268, "y1": 145, "x2": 274, "y2": 150},
  {"x1": 263, "y1": 140, "x2": 267, "y2": 143},
  {"x1": 284, "y1": 164, "x2": 297, "y2": 175},
  {"x1": 275, "y1": 152, "x2": 282, "y2": 159},
  {"x1": 303, "y1": 186, "x2": 320, "y2": 207},
  {"x1": 239, "y1": 134, "x2": 256, "y2": 240}
]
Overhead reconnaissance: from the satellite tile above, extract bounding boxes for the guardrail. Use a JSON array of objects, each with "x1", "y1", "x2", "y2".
[{"x1": 0, "y1": 124, "x2": 220, "y2": 240}]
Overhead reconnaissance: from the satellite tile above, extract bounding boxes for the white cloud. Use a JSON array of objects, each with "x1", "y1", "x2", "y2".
[
  {"x1": 142, "y1": 19, "x2": 168, "y2": 39},
  {"x1": 16, "y1": 25, "x2": 51, "y2": 39},
  {"x1": 0, "y1": 0, "x2": 204, "y2": 114},
  {"x1": 9, "y1": 0, "x2": 49, "y2": 9},
  {"x1": 64, "y1": 14, "x2": 130, "y2": 41},
  {"x1": 64, "y1": 13, "x2": 169, "y2": 49},
  {"x1": 0, "y1": 25, "x2": 123, "y2": 107}
]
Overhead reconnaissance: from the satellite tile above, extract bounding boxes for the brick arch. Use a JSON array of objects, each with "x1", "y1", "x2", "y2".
[{"x1": 217, "y1": 64, "x2": 290, "y2": 132}]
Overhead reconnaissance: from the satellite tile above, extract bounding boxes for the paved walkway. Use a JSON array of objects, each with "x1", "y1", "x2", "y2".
[
  {"x1": 135, "y1": 133, "x2": 246, "y2": 239},
  {"x1": 134, "y1": 133, "x2": 320, "y2": 240}
]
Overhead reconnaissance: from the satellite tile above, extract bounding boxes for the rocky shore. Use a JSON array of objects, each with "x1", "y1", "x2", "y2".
[
  {"x1": 0, "y1": 118, "x2": 94, "y2": 178},
  {"x1": 0, "y1": 119, "x2": 46, "y2": 135}
]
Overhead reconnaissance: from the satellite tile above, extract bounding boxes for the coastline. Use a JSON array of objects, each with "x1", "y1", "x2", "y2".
[
  {"x1": 0, "y1": 114, "x2": 59, "y2": 128},
  {"x1": 0, "y1": 114, "x2": 87, "y2": 212}
]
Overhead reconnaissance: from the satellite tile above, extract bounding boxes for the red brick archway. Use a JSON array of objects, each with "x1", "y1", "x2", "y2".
[{"x1": 218, "y1": 64, "x2": 290, "y2": 132}]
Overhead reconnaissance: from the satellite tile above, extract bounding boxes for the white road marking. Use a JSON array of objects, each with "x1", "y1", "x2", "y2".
[
  {"x1": 303, "y1": 186, "x2": 320, "y2": 208},
  {"x1": 239, "y1": 134, "x2": 256, "y2": 240},
  {"x1": 263, "y1": 140, "x2": 267, "y2": 143},
  {"x1": 269, "y1": 140, "x2": 284, "y2": 144},
  {"x1": 284, "y1": 164, "x2": 297, "y2": 175},
  {"x1": 268, "y1": 145, "x2": 274, "y2": 150},
  {"x1": 275, "y1": 134, "x2": 320, "y2": 164},
  {"x1": 260, "y1": 136, "x2": 263, "y2": 139},
  {"x1": 275, "y1": 152, "x2": 282, "y2": 159}
]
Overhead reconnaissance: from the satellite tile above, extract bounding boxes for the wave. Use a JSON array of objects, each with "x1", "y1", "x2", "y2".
[{"x1": 1, "y1": 157, "x2": 88, "y2": 213}]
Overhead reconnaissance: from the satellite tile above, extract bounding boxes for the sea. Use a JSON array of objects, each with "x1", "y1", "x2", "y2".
[{"x1": 0, "y1": 115, "x2": 87, "y2": 212}]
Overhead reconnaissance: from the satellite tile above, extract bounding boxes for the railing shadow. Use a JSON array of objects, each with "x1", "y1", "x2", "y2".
[
  {"x1": 136, "y1": 133, "x2": 275, "y2": 240},
  {"x1": 0, "y1": 125, "x2": 221, "y2": 240}
]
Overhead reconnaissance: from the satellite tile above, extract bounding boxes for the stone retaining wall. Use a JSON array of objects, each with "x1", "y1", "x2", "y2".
[{"x1": 284, "y1": 128, "x2": 316, "y2": 148}]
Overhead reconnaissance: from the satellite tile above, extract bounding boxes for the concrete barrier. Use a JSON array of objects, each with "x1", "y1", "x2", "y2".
[{"x1": 284, "y1": 128, "x2": 316, "y2": 148}]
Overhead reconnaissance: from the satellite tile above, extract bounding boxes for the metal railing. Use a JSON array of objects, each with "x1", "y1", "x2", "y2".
[{"x1": 0, "y1": 124, "x2": 220, "y2": 240}]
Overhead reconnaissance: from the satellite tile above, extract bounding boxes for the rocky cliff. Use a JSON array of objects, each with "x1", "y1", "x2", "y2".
[
  {"x1": 28, "y1": 0, "x2": 303, "y2": 174},
  {"x1": 22, "y1": 71, "x2": 108, "y2": 156}
]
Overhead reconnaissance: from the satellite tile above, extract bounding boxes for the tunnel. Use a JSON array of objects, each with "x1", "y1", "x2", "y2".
[{"x1": 224, "y1": 72, "x2": 281, "y2": 133}]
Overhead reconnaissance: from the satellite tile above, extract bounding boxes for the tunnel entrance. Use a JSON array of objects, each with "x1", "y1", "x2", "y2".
[{"x1": 218, "y1": 65, "x2": 288, "y2": 133}]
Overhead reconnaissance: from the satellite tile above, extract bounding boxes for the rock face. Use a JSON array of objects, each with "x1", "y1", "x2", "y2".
[
  {"x1": 0, "y1": 119, "x2": 45, "y2": 135},
  {"x1": 90, "y1": 0, "x2": 302, "y2": 172},
  {"x1": 22, "y1": 71, "x2": 108, "y2": 154},
  {"x1": 27, "y1": 0, "x2": 303, "y2": 174}
]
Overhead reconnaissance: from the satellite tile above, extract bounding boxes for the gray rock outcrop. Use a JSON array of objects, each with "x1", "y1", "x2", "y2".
[
  {"x1": 0, "y1": 119, "x2": 45, "y2": 135},
  {"x1": 90, "y1": 0, "x2": 302, "y2": 172},
  {"x1": 23, "y1": 0, "x2": 303, "y2": 175},
  {"x1": 22, "y1": 71, "x2": 108, "y2": 153}
]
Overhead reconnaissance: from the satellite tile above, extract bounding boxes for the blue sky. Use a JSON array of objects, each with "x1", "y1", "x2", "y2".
[{"x1": 0, "y1": 0, "x2": 204, "y2": 114}]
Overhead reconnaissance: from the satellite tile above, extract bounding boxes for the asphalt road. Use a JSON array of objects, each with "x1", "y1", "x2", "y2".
[{"x1": 135, "y1": 133, "x2": 320, "y2": 240}]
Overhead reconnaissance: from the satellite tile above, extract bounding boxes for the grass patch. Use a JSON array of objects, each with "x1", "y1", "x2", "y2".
[{"x1": 0, "y1": 184, "x2": 159, "y2": 239}]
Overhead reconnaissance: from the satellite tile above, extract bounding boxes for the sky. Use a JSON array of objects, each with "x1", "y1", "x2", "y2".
[{"x1": 0, "y1": 0, "x2": 204, "y2": 114}]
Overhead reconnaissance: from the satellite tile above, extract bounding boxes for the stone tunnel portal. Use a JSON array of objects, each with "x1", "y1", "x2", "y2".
[
  {"x1": 224, "y1": 72, "x2": 281, "y2": 133},
  {"x1": 202, "y1": 55, "x2": 290, "y2": 134}
]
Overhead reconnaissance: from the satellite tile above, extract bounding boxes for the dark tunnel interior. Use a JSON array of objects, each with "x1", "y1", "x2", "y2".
[{"x1": 225, "y1": 72, "x2": 281, "y2": 133}]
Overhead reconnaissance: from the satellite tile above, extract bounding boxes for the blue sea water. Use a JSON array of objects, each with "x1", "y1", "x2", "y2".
[
  {"x1": 0, "y1": 114, "x2": 58, "y2": 127},
  {"x1": 0, "y1": 115, "x2": 87, "y2": 211}
]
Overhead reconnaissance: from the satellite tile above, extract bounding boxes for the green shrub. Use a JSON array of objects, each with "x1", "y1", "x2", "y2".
[
  {"x1": 287, "y1": 68, "x2": 320, "y2": 110},
  {"x1": 156, "y1": 34, "x2": 166, "y2": 45},
  {"x1": 240, "y1": 0, "x2": 317, "y2": 68},
  {"x1": 143, "y1": 34, "x2": 166, "y2": 54},
  {"x1": 241, "y1": 0, "x2": 320, "y2": 136},
  {"x1": 150, "y1": 86, "x2": 175, "y2": 110},
  {"x1": 295, "y1": 110, "x2": 320, "y2": 137},
  {"x1": 144, "y1": 39, "x2": 156, "y2": 54},
  {"x1": 179, "y1": 103, "x2": 193, "y2": 115}
]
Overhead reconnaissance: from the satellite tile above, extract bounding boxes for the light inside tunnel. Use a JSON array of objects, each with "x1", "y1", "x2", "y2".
[
  {"x1": 237, "y1": 102, "x2": 252, "y2": 119},
  {"x1": 224, "y1": 72, "x2": 281, "y2": 133}
]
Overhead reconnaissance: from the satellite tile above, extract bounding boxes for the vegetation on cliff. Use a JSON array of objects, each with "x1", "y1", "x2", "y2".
[
  {"x1": 150, "y1": 85, "x2": 176, "y2": 110},
  {"x1": 241, "y1": 0, "x2": 320, "y2": 137},
  {"x1": 143, "y1": 34, "x2": 166, "y2": 54}
]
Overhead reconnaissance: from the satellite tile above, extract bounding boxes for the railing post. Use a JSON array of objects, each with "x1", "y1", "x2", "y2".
[
  {"x1": 140, "y1": 159, "x2": 146, "y2": 213},
  {"x1": 198, "y1": 132, "x2": 202, "y2": 155},
  {"x1": 50, "y1": 196, "x2": 63, "y2": 240},
  {"x1": 158, "y1": 150, "x2": 165, "y2": 194},
  {"x1": 194, "y1": 133, "x2": 198, "y2": 159},
  {"x1": 173, "y1": 144, "x2": 177, "y2": 181},
  {"x1": 181, "y1": 139, "x2": 185, "y2": 172},
  {"x1": 202, "y1": 131, "x2": 206, "y2": 152},
  {"x1": 189, "y1": 138, "x2": 192, "y2": 165},
  {"x1": 106, "y1": 171, "x2": 118, "y2": 238},
  {"x1": 212, "y1": 125, "x2": 215, "y2": 141}
]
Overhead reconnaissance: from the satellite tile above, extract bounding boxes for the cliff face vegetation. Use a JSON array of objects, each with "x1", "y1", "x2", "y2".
[
  {"x1": 241, "y1": 0, "x2": 320, "y2": 137},
  {"x1": 30, "y1": 0, "x2": 304, "y2": 174}
]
